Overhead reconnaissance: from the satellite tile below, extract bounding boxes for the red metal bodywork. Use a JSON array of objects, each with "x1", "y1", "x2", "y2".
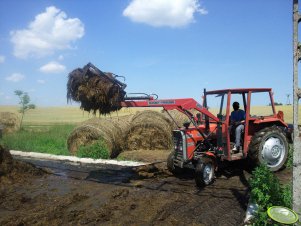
[
  {"x1": 122, "y1": 88, "x2": 288, "y2": 163},
  {"x1": 122, "y1": 98, "x2": 219, "y2": 122}
]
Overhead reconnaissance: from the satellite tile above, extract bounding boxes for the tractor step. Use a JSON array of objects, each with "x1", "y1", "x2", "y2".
[
  {"x1": 231, "y1": 152, "x2": 244, "y2": 160},
  {"x1": 173, "y1": 159, "x2": 184, "y2": 168}
]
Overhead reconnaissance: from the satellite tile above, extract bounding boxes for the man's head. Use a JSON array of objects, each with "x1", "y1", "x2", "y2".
[{"x1": 232, "y1": 102, "x2": 240, "y2": 111}]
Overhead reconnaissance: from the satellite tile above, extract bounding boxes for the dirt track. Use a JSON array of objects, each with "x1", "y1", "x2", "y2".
[{"x1": 0, "y1": 151, "x2": 252, "y2": 226}]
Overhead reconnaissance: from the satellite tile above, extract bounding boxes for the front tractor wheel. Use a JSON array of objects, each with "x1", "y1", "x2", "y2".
[
  {"x1": 248, "y1": 126, "x2": 288, "y2": 171},
  {"x1": 195, "y1": 157, "x2": 215, "y2": 188}
]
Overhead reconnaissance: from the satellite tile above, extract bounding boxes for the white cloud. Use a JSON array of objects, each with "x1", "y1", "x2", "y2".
[
  {"x1": 37, "y1": 79, "x2": 46, "y2": 84},
  {"x1": 0, "y1": 55, "x2": 5, "y2": 63},
  {"x1": 123, "y1": 0, "x2": 208, "y2": 28},
  {"x1": 10, "y1": 6, "x2": 85, "y2": 59},
  {"x1": 5, "y1": 73, "x2": 25, "y2": 82},
  {"x1": 39, "y1": 61, "x2": 66, "y2": 73},
  {"x1": 58, "y1": 55, "x2": 64, "y2": 61}
]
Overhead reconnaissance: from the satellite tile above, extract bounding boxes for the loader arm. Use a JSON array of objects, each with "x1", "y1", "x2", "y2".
[{"x1": 121, "y1": 98, "x2": 220, "y2": 122}]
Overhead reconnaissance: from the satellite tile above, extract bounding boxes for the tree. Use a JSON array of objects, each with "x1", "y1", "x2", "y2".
[
  {"x1": 268, "y1": 102, "x2": 283, "y2": 106},
  {"x1": 14, "y1": 90, "x2": 36, "y2": 129}
]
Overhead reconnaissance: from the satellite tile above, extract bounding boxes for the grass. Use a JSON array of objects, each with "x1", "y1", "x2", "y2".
[
  {"x1": 76, "y1": 140, "x2": 110, "y2": 159},
  {"x1": 0, "y1": 124, "x2": 75, "y2": 155}
]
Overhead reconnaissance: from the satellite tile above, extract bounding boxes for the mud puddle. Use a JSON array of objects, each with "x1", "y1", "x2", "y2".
[{"x1": 0, "y1": 154, "x2": 253, "y2": 226}]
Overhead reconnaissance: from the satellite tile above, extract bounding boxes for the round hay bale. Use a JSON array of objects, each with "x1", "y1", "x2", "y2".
[
  {"x1": 81, "y1": 114, "x2": 133, "y2": 134},
  {"x1": 163, "y1": 110, "x2": 189, "y2": 129},
  {"x1": 111, "y1": 114, "x2": 134, "y2": 134},
  {"x1": 163, "y1": 109, "x2": 199, "y2": 129},
  {"x1": 67, "y1": 118, "x2": 124, "y2": 158},
  {"x1": 124, "y1": 110, "x2": 173, "y2": 151},
  {"x1": 0, "y1": 112, "x2": 20, "y2": 133}
]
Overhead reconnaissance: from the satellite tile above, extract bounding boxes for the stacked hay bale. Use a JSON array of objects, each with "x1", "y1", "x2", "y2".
[
  {"x1": 124, "y1": 110, "x2": 173, "y2": 151},
  {"x1": 67, "y1": 63, "x2": 126, "y2": 115},
  {"x1": 163, "y1": 109, "x2": 200, "y2": 129},
  {"x1": 0, "y1": 112, "x2": 20, "y2": 134},
  {"x1": 111, "y1": 115, "x2": 133, "y2": 134},
  {"x1": 67, "y1": 111, "x2": 174, "y2": 158},
  {"x1": 67, "y1": 115, "x2": 133, "y2": 158},
  {"x1": 67, "y1": 118, "x2": 121, "y2": 158},
  {"x1": 163, "y1": 110, "x2": 189, "y2": 129}
]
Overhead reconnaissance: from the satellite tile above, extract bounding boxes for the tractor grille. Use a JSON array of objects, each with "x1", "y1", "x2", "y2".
[{"x1": 173, "y1": 130, "x2": 186, "y2": 162}]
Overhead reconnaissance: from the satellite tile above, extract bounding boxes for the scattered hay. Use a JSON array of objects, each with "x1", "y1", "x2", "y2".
[
  {"x1": 67, "y1": 63, "x2": 126, "y2": 115},
  {"x1": 0, "y1": 112, "x2": 20, "y2": 134},
  {"x1": 124, "y1": 111, "x2": 173, "y2": 151},
  {"x1": 67, "y1": 117, "x2": 131, "y2": 158},
  {"x1": 0, "y1": 145, "x2": 43, "y2": 183}
]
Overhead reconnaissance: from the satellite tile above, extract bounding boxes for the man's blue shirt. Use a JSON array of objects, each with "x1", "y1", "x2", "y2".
[{"x1": 230, "y1": 109, "x2": 245, "y2": 122}]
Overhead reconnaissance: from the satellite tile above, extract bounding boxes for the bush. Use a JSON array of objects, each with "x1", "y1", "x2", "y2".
[
  {"x1": 249, "y1": 164, "x2": 292, "y2": 225},
  {"x1": 76, "y1": 140, "x2": 110, "y2": 159},
  {"x1": 285, "y1": 144, "x2": 293, "y2": 168}
]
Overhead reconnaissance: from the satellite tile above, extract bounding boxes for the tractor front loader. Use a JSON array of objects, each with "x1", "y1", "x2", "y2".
[{"x1": 122, "y1": 88, "x2": 291, "y2": 187}]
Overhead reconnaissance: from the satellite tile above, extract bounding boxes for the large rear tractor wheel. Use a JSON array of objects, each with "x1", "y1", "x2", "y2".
[
  {"x1": 167, "y1": 151, "x2": 182, "y2": 175},
  {"x1": 195, "y1": 157, "x2": 215, "y2": 188},
  {"x1": 248, "y1": 126, "x2": 288, "y2": 171}
]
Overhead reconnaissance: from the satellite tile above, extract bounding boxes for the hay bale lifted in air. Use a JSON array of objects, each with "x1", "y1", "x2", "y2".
[
  {"x1": 67, "y1": 117, "x2": 131, "y2": 158},
  {"x1": 0, "y1": 112, "x2": 20, "y2": 134},
  {"x1": 67, "y1": 63, "x2": 126, "y2": 115},
  {"x1": 124, "y1": 110, "x2": 173, "y2": 151}
]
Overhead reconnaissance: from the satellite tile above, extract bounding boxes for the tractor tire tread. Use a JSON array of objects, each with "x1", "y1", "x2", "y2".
[{"x1": 248, "y1": 125, "x2": 288, "y2": 171}]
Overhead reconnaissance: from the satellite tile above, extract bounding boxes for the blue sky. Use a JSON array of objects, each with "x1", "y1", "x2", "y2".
[{"x1": 0, "y1": 0, "x2": 295, "y2": 107}]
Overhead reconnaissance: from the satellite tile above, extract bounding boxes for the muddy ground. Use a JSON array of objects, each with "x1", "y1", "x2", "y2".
[{"x1": 0, "y1": 149, "x2": 292, "y2": 226}]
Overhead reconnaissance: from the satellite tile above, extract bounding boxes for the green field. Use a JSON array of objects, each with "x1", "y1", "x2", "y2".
[{"x1": 0, "y1": 124, "x2": 74, "y2": 155}]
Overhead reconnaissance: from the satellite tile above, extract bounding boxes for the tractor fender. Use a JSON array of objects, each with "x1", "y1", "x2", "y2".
[{"x1": 204, "y1": 152, "x2": 217, "y2": 170}]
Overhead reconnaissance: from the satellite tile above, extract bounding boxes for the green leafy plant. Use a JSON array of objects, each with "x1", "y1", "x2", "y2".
[
  {"x1": 76, "y1": 140, "x2": 110, "y2": 159},
  {"x1": 281, "y1": 183, "x2": 292, "y2": 208},
  {"x1": 14, "y1": 90, "x2": 36, "y2": 129},
  {"x1": 249, "y1": 164, "x2": 292, "y2": 226},
  {"x1": 285, "y1": 144, "x2": 293, "y2": 168}
]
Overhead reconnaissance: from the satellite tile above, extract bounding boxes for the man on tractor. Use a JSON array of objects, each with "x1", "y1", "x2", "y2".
[{"x1": 230, "y1": 101, "x2": 245, "y2": 152}]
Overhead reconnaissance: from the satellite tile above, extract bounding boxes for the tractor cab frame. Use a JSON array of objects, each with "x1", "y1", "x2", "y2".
[{"x1": 203, "y1": 88, "x2": 288, "y2": 161}]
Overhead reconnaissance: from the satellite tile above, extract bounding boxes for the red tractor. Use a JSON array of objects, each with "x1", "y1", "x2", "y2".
[{"x1": 122, "y1": 88, "x2": 291, "y2": 187}]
